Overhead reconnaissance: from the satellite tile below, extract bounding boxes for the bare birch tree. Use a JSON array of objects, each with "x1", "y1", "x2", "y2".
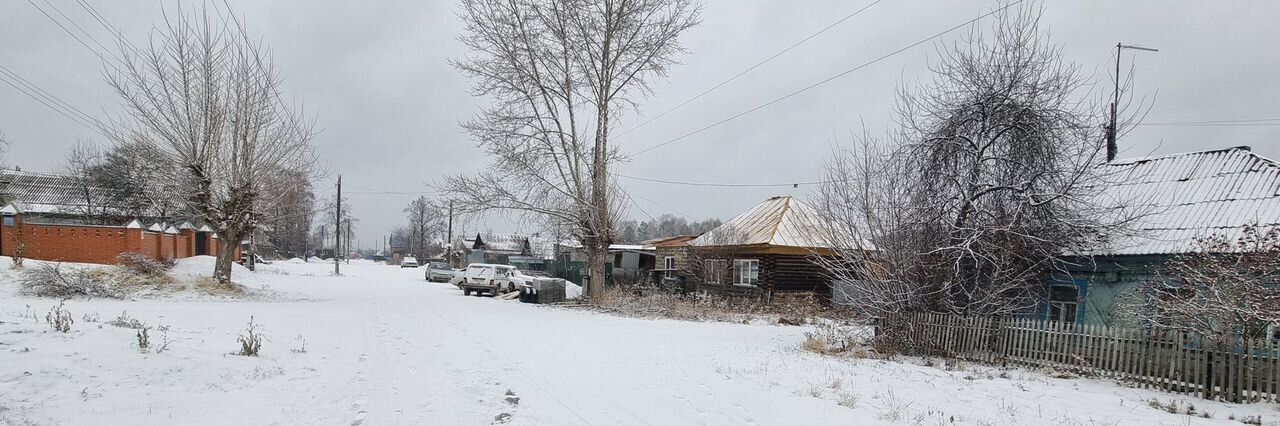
[
  {"x1": 107, "y1": 6, "x2": 317, "y2": 285},
  {"x1": 60, "y1": 141, "x2": 112, "y2": 222},
  {"x1": 815, "y1": 4, "x2": 1142, "y2": 318},
  {"x1": 440, "y1": 0, "x2": 700, "y2": 298}
]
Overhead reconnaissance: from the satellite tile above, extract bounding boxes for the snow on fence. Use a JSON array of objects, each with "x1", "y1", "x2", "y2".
[{"x1": 876, "y1": 312, "x2": 1280, "y2": 403}]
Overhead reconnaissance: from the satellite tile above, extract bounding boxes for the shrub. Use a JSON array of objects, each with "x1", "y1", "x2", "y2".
[
  {"x1": 45, "y1": 300, "x2": 73, "y2": 332},
  {"x1": 802, "y1": 321, "x2": 867, "y2": 356},
  {"x1": 137, "y1": 327, "x2": 150, "y2": 352},
  {"x1": 116, "y1": 252, "x2": 174, "y2": 276},
  {"x1": 21, "y1": 263, "x2": 120, "y2": 299},
  {"x1": 154, "y1": 324, "x2": 173, "y2": 353},
  {"x1": 235, "y1": 316, "x2": 262, "y2": 356},
  {"x1": 107, "y1": 311, "x2": 145, "y2": 329},
  {"x1": 290, "y1": 334, "x2": 307, "y2": 354}
]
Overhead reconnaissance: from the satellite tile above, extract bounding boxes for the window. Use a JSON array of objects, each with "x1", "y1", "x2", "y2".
[
  {"x1": 663, "y1": 256, "x2": 676, "y2": 279},
  {"x1": 1, "y1": 216, "x2": 12, "y2": 227},
  {"x1": 733, "y1": 259, "x2": 759, "y2": 287},
  {"x1": 1047, "y1": 285, "x2": 1079, "y2": 324},
  {"x1": 704, "y1": 259, "x2": 727, "y2": 284}
]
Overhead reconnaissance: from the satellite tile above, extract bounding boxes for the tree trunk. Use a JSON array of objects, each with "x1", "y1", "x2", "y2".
[
  {"x1": 586, "y1": 247, "x2": 607, "y2": 300},
  {"x1": 214, "y1": 231, "x2": 241, "y2": 286}
]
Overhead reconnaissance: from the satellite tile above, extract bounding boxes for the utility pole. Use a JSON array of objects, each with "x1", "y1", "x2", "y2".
[
  {"x1": 1108, "y1": 42, "x2": 1158, "y2": 161},
  {"x1": 335, "y1": 174, "x2": 341, "y2": 275},
  {"x1": 446, "y1": 200, "x2": 454, "y2": 267},
  {"x1": 344, "y1": 217, "x2": 352, "y2": 264}
]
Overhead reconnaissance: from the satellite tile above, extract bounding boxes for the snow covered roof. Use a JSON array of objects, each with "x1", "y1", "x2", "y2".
[
  {"x1": 463, "y1": 233, "x2": 530, "y2": 254},
  {"x1": 0, "y1": 169, "x2": 127, "y2": 213},
  {"x1": 1097, "y1": 146, "x2": 1280, "y2": 256},
  {"x1": 690, "y1": 196, "x2": 831, "y2": 249}
]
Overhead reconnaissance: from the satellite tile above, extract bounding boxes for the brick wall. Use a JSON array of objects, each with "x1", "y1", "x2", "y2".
[
  {"x1": 0, "y1": 218, "x2": 134, "y2": 264},
  {"x1": 0, "y1": 214, "x2": 232, "y2": 265}
]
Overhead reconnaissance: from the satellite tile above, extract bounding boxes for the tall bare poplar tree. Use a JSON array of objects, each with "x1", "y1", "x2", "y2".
[
  {"x1": 108, "y1": 7, "x2": 317, "y2": 285},
  {"x1": 441, "y1": 0, "x2": 700, "y2": 298}
]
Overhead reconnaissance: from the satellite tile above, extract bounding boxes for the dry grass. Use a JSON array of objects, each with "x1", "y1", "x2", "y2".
[{"x1": 582, "y1": 286, "x2": 845, "y2": 325}]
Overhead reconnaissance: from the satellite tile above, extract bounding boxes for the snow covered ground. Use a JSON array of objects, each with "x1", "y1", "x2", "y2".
[{"x1": 1, "y1": 258, "x2": 1277, "y2": 425}]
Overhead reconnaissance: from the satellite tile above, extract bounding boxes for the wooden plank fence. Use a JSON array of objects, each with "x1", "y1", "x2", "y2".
[{"x1": 877, "y1": 312, "x2": 1280, "y2": 403}]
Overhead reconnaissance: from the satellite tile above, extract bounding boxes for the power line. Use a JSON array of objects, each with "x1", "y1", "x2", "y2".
[
  {"x1": 1136, "y1": 118, "x2": 1280, "y2": 127},
  {"x1": 629, "y1": 191, "x2": 692, "y2": 218},
  {"x1": 74, "y1": 0, "x2": 144, "y2": 56},
  {"x1": 617, "y1": 173, "x2": 831, "y2": 188},
  {"x1": 625, "y1": 194, "x2": 659, "y2": 222},
  {"x1": 615, "y1": 0, "x2": 884, "y2": 138},
  {"x1": 26, "y1": 0, "x2": 120, "y2": 67},
  {"x1": 629, "y1": 0, "x2": 1025, "y2": 157},
  {"x1": 0, "y1": 64, "x2": 108, "y2": 135}
]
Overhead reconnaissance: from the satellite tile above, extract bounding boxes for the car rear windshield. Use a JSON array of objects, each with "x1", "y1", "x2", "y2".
[{"x1": 429, "y1": 262, "x2": 450, "y2": 269}]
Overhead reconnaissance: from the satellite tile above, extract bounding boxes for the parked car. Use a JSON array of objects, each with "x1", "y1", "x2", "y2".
[
  {"x1": 400, "y1": 256, "x2": 419, "y2": 268},
  {"x1": 424, "y1": 262, "x2": 455, "y2": 282},
  {"x1": 456, "y1": 263, "x2": 529, "y2": 296}
]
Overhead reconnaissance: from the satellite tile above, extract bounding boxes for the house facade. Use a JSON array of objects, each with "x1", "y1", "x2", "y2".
[
  {"x1": 1054, "y1": 146, "x2": 1280, "y2": 326},
  {"x1": 685, "y1": 196, "x2": 832, "y2": 301}
]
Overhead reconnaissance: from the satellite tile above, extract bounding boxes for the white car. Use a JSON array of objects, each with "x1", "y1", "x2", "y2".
[
  {"x1": 424, "y1": 262, "x2": 456, "y2": 282},
  {"x1": 456, "y1": 263, "x2": 529, "y2": 296},
  {"x1": 400, "y1": 257, "x2": 419, "y2": 268}
]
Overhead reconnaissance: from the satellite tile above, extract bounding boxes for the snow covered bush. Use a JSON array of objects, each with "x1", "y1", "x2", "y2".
[
  {"x1": 116, "y1": 252, "x2": 174, "y2": 277},
  {"x1": 802, "y1": 322, "x2": 869, "y2": 356},
  {"x1": 45, "y1": 300, "x2": 73, "y2": 333},
  {"x1": 1129, "y1": 224, "x2": 1280, "y2": 348},
  {"x1": 107, "y1": 311, "x2": 144, "y2": 329},
  {"x1": 137, "y1": 327, "x2": 150, "y2": 352},
  {"x1": 235, "y1": 316, "x2": 263, "y2": 356},
  {"x1": 20, "y1": 263, "x2": 121, "y2": 299}
]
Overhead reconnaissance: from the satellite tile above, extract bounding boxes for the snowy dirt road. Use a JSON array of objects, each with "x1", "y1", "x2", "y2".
[{"x1": 2, "y1": 260, "x2": 1278, "y2": 425}]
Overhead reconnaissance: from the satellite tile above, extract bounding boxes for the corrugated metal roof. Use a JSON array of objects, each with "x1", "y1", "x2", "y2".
[
  {"x1": 0, "y1": 169, "x2": 120, "y2": 209},
  {"x1": 690, "y1": 196, "x2": 831, "y2": 249},
  {"x1": 1098, "y1": 146, "x2": 1280, "y2": 255}
]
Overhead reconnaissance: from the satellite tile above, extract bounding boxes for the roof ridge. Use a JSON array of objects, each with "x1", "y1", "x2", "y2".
[
  {"x1": 1109, "y1": 145, "x2": 1266, "y2": 165},
  {"x1": 770, "y1": 195, "x2": 794, "y2": 244}
]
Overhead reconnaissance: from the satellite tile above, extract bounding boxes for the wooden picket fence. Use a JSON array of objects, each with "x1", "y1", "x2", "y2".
[{"x1": 876, "y1": 312, "x2": 1280, "y2": 403}]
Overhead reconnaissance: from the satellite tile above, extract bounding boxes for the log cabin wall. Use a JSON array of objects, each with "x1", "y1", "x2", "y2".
[{"x1": 687, "y1": 247, "x2": 830, "y2": 301}]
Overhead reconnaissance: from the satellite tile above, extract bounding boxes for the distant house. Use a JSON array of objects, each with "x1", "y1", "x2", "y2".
[
  {"x1": 1058, "y1": 146, "x2": 1280, "y2": 325},
  {"x1": 454, "y1": 233, "x2": 556, "y2": 271},
  {"x1": 686, "y1": 196, "x2": 833, "y2": 300},
  {"x1": 648, "y1": 234, "x2": 699, "y2": 285}
]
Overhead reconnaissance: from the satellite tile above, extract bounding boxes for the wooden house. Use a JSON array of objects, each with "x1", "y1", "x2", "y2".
[
  {"x1": 686, "y1": 196, "x2": 832, "y2": 300},
  {"x1": 1058, "y1": 146, "x2": 1280, "y2": 326}
]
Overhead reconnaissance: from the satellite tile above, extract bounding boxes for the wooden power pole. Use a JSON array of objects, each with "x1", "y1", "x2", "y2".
[{"x1": 335, "y1": 174, "x2": 341, "y2": 275}]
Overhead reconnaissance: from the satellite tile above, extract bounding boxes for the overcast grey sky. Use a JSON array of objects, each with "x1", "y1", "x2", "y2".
[{"x1": 2, "y1": 1, "x2": 1278, "y2": 248}]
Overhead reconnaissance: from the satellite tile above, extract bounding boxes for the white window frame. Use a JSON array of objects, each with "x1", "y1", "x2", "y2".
[
  {"x1": 704, "y1": 259, "x2": 727, "y2": 284},
  {"x1": 663, "y1": 256, "x2": 676, "y2": 279},
  {"x1": 733, "y1": 259, "x2": 759, "y2": 287}
]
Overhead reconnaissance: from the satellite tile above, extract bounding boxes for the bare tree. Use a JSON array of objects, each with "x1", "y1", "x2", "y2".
[
  {"x1": 92, "y1": 140, "x2": 187, "y2": 221},
  {"x1": 1129, "y1": 224, "x2": 1280, "y2": 348},
  {"x1": 0, "y1": 131, "x2": 9, "y2": 169},
  {"x1": 439, "y1": 0, "x2": 701, "y2": 298},
  {"x1": 403, "y1": 196, "x2": 446, "y2": 257},
  {"x1": 815, "y1": 4, "x2": 1142, "y2": 318},
  {"x1": 261, "y1": 168, "x2": 315, "y2": 259},
  {"x1": 60, "y1": 141, "x2": 114, "y2": 223},
  {"x1": 318, "y1": 192, "x2": 356, "y2": 254},
  {"x1": 107, "y1": 6, "x2": 317, "y2": 285}
]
